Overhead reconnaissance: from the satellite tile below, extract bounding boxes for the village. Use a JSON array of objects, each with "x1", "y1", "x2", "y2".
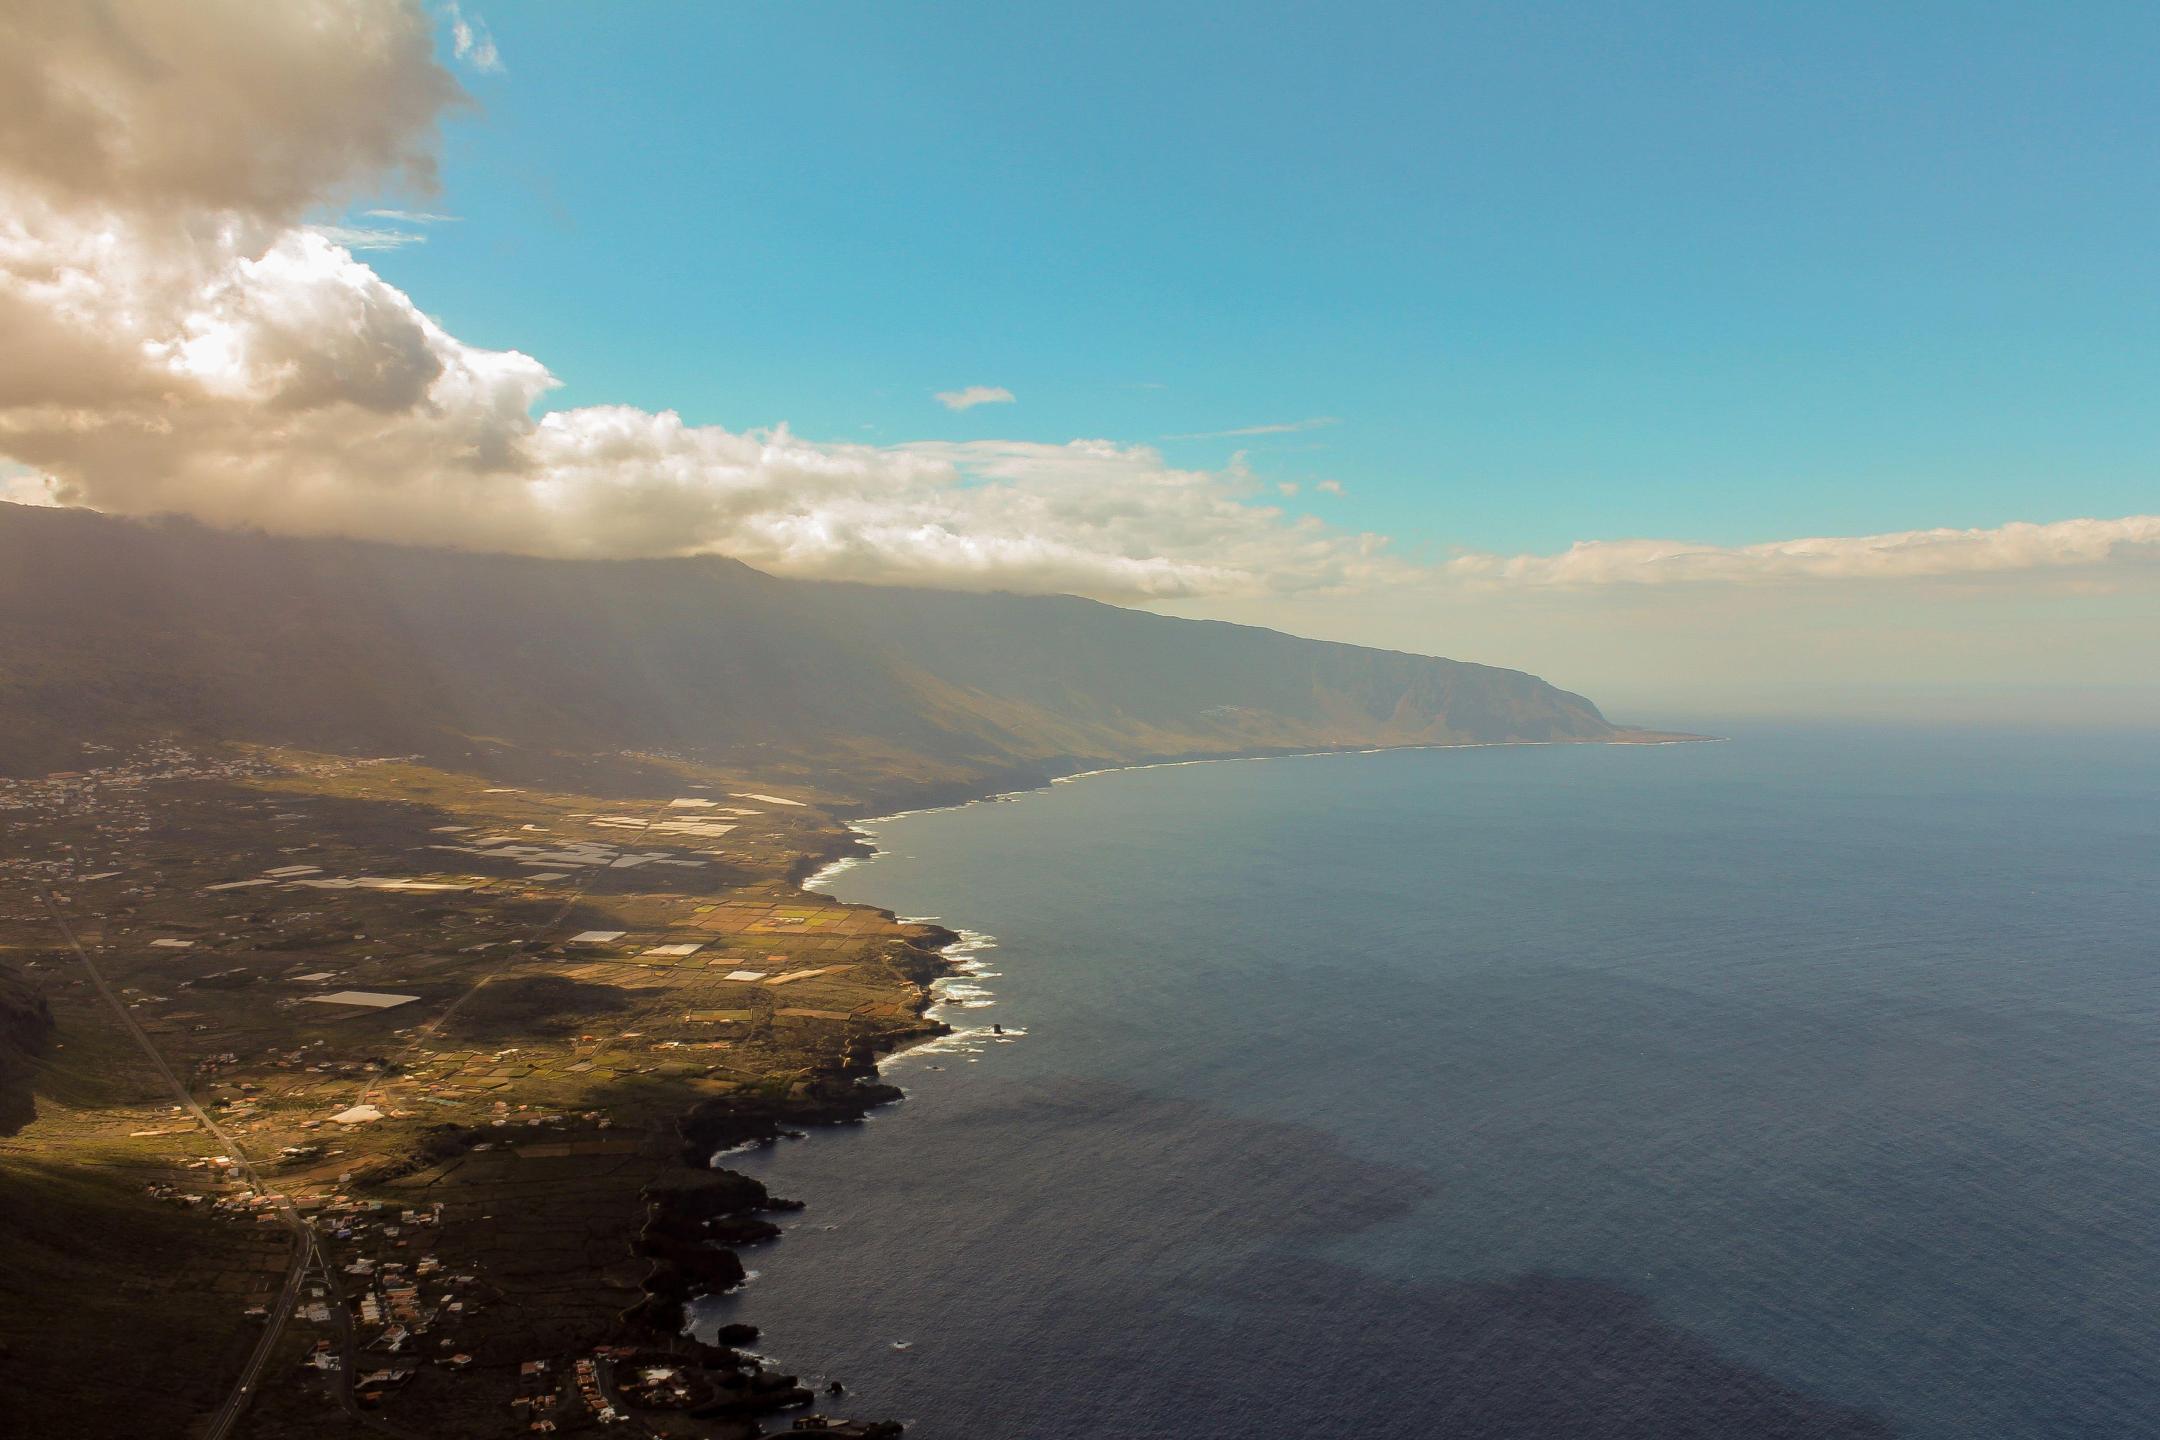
[{"x1": 0, "y1": 743, "x2": 935, "y2": 1439}]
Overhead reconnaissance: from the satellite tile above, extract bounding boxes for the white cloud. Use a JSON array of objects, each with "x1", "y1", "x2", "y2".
[
  {"x1": 308, "y1": 223, "x2": 429, "y2": 250},
  {"x1": 1447, "y1": 515, "x2": 2160, "y2": 587},
  {"x1": 311, "y1": 205, "x2": 457, "y2": 251},
  {"x1": 1315, "y1": 479, "x2": 1345, "y2": 495},
  {"x1": 1165, "y1": 416, "x2": 1339, "y2": 441},
  {"x1": 447, "y1": 3, "x2": 503, "y2": 74},
  {"x1": 934, "y1": 385, "x2": 1016, "y2": 412}
]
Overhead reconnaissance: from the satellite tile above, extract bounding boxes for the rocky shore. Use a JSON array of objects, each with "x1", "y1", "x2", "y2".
[{"x1": 607, "y1": 920, "x2": 961, "y2": 1436}]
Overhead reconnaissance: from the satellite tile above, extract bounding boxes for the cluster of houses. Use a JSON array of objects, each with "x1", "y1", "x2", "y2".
[{"x1": 0, "y1": 743, "x2": 282, "y2": 883}]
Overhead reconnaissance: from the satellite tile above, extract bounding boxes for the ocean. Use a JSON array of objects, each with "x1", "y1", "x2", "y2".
[{"x1": 696, "y1": 725, "x2": 2160, "y2": 1438}]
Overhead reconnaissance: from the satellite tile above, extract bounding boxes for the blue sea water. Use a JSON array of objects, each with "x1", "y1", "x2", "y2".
[{"x1": 700, "y1": 726, "x2": 2160, "y2": 1438}]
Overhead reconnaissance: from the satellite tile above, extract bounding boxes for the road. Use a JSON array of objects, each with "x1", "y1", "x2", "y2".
[{"x1": 38, "y1": 888, "x2": 322, "y2": 1440}]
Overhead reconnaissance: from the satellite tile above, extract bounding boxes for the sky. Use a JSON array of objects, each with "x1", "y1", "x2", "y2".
[{"x1": 1, "y1": 1, "x2": 2155, "y2": 723}]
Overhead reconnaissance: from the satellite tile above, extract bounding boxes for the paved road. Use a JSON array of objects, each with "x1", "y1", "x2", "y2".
[{"x1": 38, "y1": 888, "x2": 319, "y2": 1440}]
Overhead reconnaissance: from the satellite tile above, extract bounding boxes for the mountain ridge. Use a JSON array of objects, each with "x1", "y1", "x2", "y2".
[{"x1": 0, "y1": 502, "x2": 1629, "y2": 782}]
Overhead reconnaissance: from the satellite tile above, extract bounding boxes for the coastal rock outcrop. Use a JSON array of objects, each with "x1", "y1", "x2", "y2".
[{"x1": 676, "y1": 1077, "x2": 905, "y2": 1166}]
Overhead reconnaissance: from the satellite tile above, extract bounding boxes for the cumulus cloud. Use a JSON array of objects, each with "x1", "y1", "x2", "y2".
[
  {"x1": 0, "y1": 0, "x2": 458, "y2": 221},
  {"x1": 934, "y1": 385, "x2": 1016, "y2": 412},
  {"x1": 0, "y1": 194, "x2": 1390, "y2": 596},
  {"x1": 1448, "y1": 515, "x2": 2160, "y2": 587}
]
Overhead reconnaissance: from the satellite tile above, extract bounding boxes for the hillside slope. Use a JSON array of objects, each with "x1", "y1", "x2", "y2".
[{"x1": 0, "y1": 503, "x2": 1617, "y2": 780}]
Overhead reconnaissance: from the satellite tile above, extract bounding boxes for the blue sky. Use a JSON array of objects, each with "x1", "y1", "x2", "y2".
[{"x1": 366, "y1": 1, "x2": 2160, "y2": 559}]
